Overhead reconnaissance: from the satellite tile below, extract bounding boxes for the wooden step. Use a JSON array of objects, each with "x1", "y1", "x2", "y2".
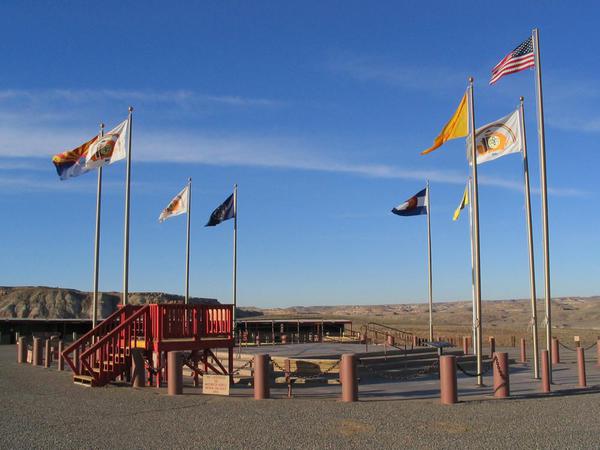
[
  {"x1": 271, "y1": 357, "x2": 340, "y2": 375},
  {"x1": 73, "y1": 374, "x2": 95, "y2": 387},
  {"x1": 213, "y1": 351, "x2": 254, "y2": 362},
  {"x1": 274, "y1": 376, "x2": 332, "y2": 385},
  {"x1": 361, "y1": 354, "x2": 477, "y2": 371},
  {"x1": 360, "y1": 350, "x2": 464, "y2": 365}
]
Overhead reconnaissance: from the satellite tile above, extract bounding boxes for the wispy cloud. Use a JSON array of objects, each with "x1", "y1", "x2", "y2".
[
  {"x1": 543, "y1": 76, "x2": 600, "y2": 133},
  {"x1": 0, "y1": 160, "x2": 46, "y2": 171},
  {"x1": 134, "y1": 131, "x2": 586, "y2": 198},
  {"x1": 0, "y1": 83, "x2": 585, "y2": 198},
  {"x1": 0, "y1": 172, "x2": 163, "y2": 194},
  {"x1": 0, "y1": 123, "x2": 585, "y2": 197},
  {"x1": 327, "y1": 54, "x2": 465, "y2": 92},
  {"x1": 546, "y1": 116, "x2": 600, "y2": 133},
  {"x1": 0, "y1": 88, "x2": 284, "y2": 122}
]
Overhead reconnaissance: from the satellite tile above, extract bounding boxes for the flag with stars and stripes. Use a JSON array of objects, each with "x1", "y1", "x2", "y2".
[{"x1": 490, "y1": 36, "x2": 535, "y2": 85}]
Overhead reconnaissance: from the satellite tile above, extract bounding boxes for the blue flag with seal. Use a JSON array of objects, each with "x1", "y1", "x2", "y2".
[
  {"x1": 206, "y1": 193, "x2": 235, "y2": 226},
  {"x1": 392, "y1": 188, "x2": 427, "y2": 216}
]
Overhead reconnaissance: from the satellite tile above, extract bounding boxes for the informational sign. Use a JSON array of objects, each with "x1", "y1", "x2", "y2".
[{"x1": 202, "y1": 375, "x2": 230, "y2": 396}]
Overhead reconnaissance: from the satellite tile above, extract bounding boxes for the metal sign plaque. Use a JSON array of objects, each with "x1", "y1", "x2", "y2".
[{"x1": 202, "y1": 375, "x2": 230, "y2": 396}]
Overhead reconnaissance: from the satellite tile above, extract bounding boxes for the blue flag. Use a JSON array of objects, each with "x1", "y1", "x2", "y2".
[
  {"x1": 392, "y1": 188, "x2": 427, "y2": 216},
  {"x1": 206, "y1": 193, "x2": 235, "y2": 226}
]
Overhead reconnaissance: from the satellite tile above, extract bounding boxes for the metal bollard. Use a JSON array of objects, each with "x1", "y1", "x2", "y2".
[
  {"x1": 489, "y1": 337, "x2": 496, "y2": 356},
  {"x1": 439, "y1": 355, "x2": 458, "y2": 405},
  {"x1": 17, "y1": 337, "x2": 27, "y2": 363},
  {"x1": 167, "y1": 351, "x2": 183, "y2": 395},
  {"x1": 57, "y1": 341, "x2": 64, "y2": 371},
  {"x1": 341, "y1": 354, "x2": 358, "y2": 402},
  {"x1": 577, "y1": 347, "x2": 586, "y2": 388},
  {"x1": 551, "y1": 338, "x2": 560, "y2": 364},
  {"x1": 493, "y1": 352, "x2": 509, "y2": 398},
  {"x1": 541, "y1": 350, "x2": 551, "y2": 393},
  {"x1": 520, "y1": 338, "x2": 527, "y2": 363},
  {"x1": 462, "y1": 336, "x2": 469, "y2": 355},
  {"x1": 32, "y1": 337, "x2": 42, "y2": 366},
  {"x1": 253, "y1": 354, "x2": 270, "y2": 400},
  {"x1": 131, "y1": 349, "x2": 146, "y2": 388},
  {"x1": 44, "y1": 340, "x2": 51, "y2": 368}
]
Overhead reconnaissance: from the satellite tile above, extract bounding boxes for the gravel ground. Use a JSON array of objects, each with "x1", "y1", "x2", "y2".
[{"x1": 1, "y1": 345, "x2": 599, "y2": 449}]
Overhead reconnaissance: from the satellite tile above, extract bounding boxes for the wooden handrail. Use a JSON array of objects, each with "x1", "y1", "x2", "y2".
[
  {"x1": 80, "y1": 305, "x2": 151, "y2": 382},
  {"x1": 61, "y1": 305, "x2": 136, "y2": 375},
  {"x1": 366, "y1": 322, "x2": 413, "y2": 337}
]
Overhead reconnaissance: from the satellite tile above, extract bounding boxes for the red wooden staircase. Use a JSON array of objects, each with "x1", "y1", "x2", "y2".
[{"x1": 62, "y1": 303, "x2": 234, "y2": 387}]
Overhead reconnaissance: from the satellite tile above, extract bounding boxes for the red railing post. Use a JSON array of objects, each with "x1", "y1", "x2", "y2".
[{"x1": 193, "y1": 307, "x2": 199, "y2": 341}]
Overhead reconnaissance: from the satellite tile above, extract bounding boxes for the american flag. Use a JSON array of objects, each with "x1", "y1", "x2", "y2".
[{"x1": 490, "y1": 36, "x2": 535, "y2": 85}]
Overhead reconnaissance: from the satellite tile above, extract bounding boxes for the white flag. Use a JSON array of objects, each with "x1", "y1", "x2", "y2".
[
  {"x1": 467, "y1": 109, "x2": 522, "y2": 165},
  {"x1": 85, "y1": 118, "x2": 129, "y2": 169},
  {"x1": 159, "y1": 185, "x2": 190, "y2": 222}
]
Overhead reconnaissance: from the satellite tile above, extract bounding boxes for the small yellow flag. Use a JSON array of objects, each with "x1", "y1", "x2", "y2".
[
  {"x1": 421, "y1": 93, "x2": 468, "y2": 155},
  {"x1": 453, "y1": 183, "x2": 469, "y2": 221}
]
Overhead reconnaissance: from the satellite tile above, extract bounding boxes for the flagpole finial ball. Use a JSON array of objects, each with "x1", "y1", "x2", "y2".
[
  {"x1": 100, "y1": 123, "x2": 104, "y2": 129},
  {"x1": 468, "y1": 76, "x2": 474, "y2": 83},
  {"x1": 520, "y1": 96, "x2": 524, "y2": 102},
  {"x1": 128, "y1": 106, "x2": 134, "y2": 112}
]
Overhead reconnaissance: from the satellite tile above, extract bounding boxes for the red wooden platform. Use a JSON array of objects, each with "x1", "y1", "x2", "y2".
[{"x1": 62, "y1": 303, "x2": 234, "y2": 387}]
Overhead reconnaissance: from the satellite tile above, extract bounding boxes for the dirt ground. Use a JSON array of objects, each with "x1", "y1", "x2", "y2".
[{"x1": 2, "y1": 344, "x2": 600, "y2": 449}]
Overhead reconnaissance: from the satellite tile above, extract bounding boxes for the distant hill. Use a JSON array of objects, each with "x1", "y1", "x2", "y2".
[
  {"x1": 2, "y1": 286, "x2": 598, "y2": 330},
  {"x1": 239, "y1": 296, "x2": 600, "y2": 330},
  {"x1": 0, "y1": 286, "x2": 219, "y2": 319}
]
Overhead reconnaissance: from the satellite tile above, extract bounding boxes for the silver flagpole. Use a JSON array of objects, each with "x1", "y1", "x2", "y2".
[
  {"x1": 532, "y1": 28, "x2": 552, "y2": 381},
  {"x1": 426, "y1": 181, "x2": 433, "y2": 341},
  {"x1": 122, "y1": 106, "x2": 133, "y2": 306},
  {"x1": 467, "y1": 77, "x2": 484, "y2": 386},
  {"x1": 185, "y1": 178, "x2": 192, "y2": 304},
  {"x1": 520, "y1": 97, "x2": 540, "y2": 379},
  {"x1": 468, "y1": 176, "x2": 477, "y2": 356},
  {"x1": 232, "y1": 184, "x2": 238, "y2": 323},
  {"x1": 92, "y1": 123, "x2": 104, "y2": 328}
]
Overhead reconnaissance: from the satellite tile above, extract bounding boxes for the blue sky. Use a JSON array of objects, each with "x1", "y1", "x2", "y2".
[{"x1": 0, "y1": 1, "x2": 598, "y2": 307}]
